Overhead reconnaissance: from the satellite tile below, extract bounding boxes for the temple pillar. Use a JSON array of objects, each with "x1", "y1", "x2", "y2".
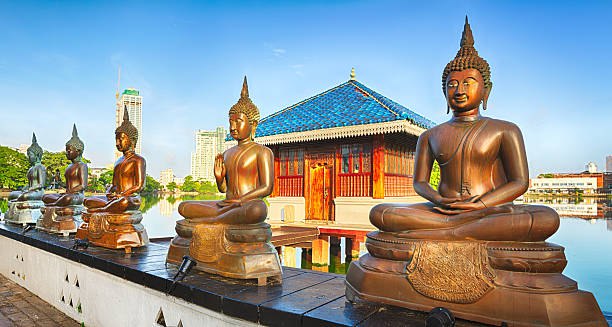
[{"x1": 372, "y1": 134, "x2": 385, "y2": 199}]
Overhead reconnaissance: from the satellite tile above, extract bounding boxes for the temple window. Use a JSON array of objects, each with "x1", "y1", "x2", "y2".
[
  {"x1": 277, "y1": 148, "x2": 304, "y2": 197},
  {"x1": 384, "y1": 144, "x2": 415, "y2": 196},
  {"x1": 339, "y1": 144, "x2": 372, "y2": 197}
]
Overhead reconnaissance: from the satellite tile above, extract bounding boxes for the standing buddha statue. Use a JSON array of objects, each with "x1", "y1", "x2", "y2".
[
  {"x1": 38, "y1": 124, "x2": 89, "y2": 235},
  {"x1": 5, "y1": 133, "x2": 46, "y2": 225},
  {"x1": 345, "y1": 17, "x2": 606, "y2": 326},
  {"x1": 166, "y1": 77, "x2": 281, "y2": 285},
  {"x1": 76, "y1": 108, "x2": 148, "y2": 253}
]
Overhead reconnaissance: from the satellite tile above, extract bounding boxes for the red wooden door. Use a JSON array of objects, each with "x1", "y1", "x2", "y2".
[{"x1": 308, "y1": 163, "x2": 332, "y2": 221}]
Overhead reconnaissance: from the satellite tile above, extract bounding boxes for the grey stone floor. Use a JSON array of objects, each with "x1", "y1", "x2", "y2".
[{"x1": 0, "y1": 274, "x2": 79, "y2": 327}]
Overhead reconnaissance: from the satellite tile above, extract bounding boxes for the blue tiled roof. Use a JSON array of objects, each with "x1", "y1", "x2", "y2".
[{"x1": 255, "y1": 80, "x2": 435, "y2": 138}]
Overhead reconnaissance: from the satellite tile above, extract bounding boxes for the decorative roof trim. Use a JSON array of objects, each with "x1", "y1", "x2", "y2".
[{"x1": 251, "y1": 120, "x2": 426, "y2": 146}]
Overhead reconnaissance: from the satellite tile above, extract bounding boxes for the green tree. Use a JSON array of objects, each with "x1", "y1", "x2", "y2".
[
  {"x1": 197, "y1": 180, "x2": 217, "y2": 194},
  {"x1": 180, "y1": 175, "x2": 198, "y2": 192},
  {"x1": 0, "y1": 146, "x2": 29, "y2": 189},
  {"x1": 87, "y1": 169, "x2": 113, "y2": 193},
  {"x1": 429, "y1": 161, "x2": 441, "y2": 190},
  {"x1": 166, "y1": 181, "x2": 177, "y2": 192},
  {"x1": 143, "y1": 175, "x2": 161, "y2": 194}
]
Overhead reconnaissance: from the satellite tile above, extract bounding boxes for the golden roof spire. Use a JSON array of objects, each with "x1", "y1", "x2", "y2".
[{"x1": 350, "y1": 67, "x2": 356, "y2": 81}]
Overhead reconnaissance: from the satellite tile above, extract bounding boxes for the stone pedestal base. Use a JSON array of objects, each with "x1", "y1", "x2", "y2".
[
  {"x1": 345, "y1": 232, "x2": 606, "y2": 326},
  {"x1": 36, "y1": 205, "x2": 83, "y2": 236},
  {"x1": 4, "y1": 200, "x2": 44, "y2": 225},
  {"x1": 188, "y1": 222, "x2": 282, "y2": 285},
  {"x1": 166, "y1": 235, "x2": 190, "y2": 266},
  {"x1": 75, "y1": 210, "x2": 149, "y2": 253}
]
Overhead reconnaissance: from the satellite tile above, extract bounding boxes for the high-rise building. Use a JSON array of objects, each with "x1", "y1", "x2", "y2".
[
  {"x1": 115, "y1": 88, "x2": 143, "y2": 161},
  {"x1": 159, "y1": 168, "x2": 175, "y2": 186},
  {"x1": 190, "y1": 127, "x2": 227, "y2": 181},
  {"x1": 606, "y1": 155, "x2": 612, "y2": 172}
]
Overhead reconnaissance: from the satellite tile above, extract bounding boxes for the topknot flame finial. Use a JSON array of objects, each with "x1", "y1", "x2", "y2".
[
  {"x1": 32, "y1": 132, "x2": 37, "y2": 144},
  {"x1": 241, "y1": 76, "x2": 249, "y2": 98},
  {"x1": 460, "y1": 16, "x2": 475, "y2": 48}
]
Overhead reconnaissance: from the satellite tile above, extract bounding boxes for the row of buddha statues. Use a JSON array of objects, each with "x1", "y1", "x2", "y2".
[{"x1": 1, "y1": 17, "x2": 605, "y2": 326}]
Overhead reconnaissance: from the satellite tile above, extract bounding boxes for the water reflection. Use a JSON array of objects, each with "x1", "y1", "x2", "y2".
[{"x1": 519, "y1": 196, "x2": 611, "y2": 219}]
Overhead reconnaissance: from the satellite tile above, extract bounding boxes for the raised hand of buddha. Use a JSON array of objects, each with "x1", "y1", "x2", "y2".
[{"x1": 214, "y1": 153, "x2": 226, "y2": 181}]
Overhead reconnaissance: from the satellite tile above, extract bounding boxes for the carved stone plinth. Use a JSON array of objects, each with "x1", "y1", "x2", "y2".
[
  {"x1": 75, "y1": 210, "x2": 148, "y2": 253},
  {"x1": 37, "y1": 205, "x2": 83, "y2": 236},
  {"x1": 345, "y1": 231, "x2": 606, "y2": 326},
  {"x1": 4, "y1": 200, "x2": 44, "y2": 225},
  {"x1": 188, "y1": 222, "x2": 282, "y2": 285}
]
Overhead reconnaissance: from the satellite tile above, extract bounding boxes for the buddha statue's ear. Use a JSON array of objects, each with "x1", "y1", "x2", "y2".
[
  {"x1": 250, "y1": 121, "x2": 258, "y2": 141},
  {"x1": 483, "y1": 86, "x2": 492, "y2": 110}
]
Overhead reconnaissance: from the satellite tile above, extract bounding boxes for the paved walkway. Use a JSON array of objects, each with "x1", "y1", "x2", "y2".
[{"x1": 0, "y1": 274, "x2": 79, "y2": 327}]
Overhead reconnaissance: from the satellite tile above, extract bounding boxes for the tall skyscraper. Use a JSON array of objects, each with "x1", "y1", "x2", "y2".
[
  {"x1": 190, "y1": 127, "x2": 228, "y2": 181},
  {"x1": 607, "y1": 155, "x2": 612, "y2": 172},
  {"x1": 115, "y1": 88, "x2": 143, "y2": 161}
]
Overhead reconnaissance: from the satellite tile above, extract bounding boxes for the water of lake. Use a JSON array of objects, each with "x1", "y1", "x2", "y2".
[{"x1": 1, "y1": 194, "x2": 611, "y2": 313}]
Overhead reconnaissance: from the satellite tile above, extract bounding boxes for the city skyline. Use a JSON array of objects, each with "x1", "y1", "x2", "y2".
[
  {"x1": 0, "y1": 1, "x2": 610, "y2": 179},
  {"x1": 190, "y1": 127, "x2": 228, "y2": 182}
]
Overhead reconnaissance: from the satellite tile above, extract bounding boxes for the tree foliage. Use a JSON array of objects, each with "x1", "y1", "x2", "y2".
[
  {"x1": 166, "y1": 181, "x2": 177, "y2": 192},
  {"x1": 41, "y1": 151, "x2": 91, "y2": 186},
  {"x1": 179, "y1": 175, "x2": 219, "y2": 194},
  {"x1": 0, "y1": 146, "x2": 29, "y2": 189},
  {"x1": 142, "y1": 175, "x2": 161, "y2": 194},
  {"x1": 87, "y1": 169, "x2": 113, "y2": 193}
]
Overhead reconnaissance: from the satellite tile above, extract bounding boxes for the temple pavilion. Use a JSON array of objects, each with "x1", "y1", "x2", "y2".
[{"x1": 247, "y1": 70, "x2": 434, "y2": 226}]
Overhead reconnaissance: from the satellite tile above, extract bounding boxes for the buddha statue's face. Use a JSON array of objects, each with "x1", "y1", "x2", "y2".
[
  {"x1": 445, "y1": 68, "x2": 487, "y2": 113},
  {"x1": 115, "y1": 132, "x2": 133, "y2": 152},
  {"x1": 65, "y1": 145, "x2": 80, "y2": 161},
  {"x1": 27, "y1": 151, "x2": 39, "y2": 164},
  {"x1": 229, "y1": 112, "x2": 255, "y2": 141}
]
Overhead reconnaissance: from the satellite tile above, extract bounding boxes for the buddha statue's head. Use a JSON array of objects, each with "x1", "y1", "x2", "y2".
[
  {"x1": 228, "y1": 76, "x2": 260, "y2": 141},
  {"x1": 442, "y1": 17, "x2": 492, "y2": 114},
  {"x1": 27, "y1": 132, "x2": 43, "y2": 164},
  {"x1": 115, "y1": 107, "x2": 138, "y2": 152},
  {"x1": 65, "y1": 124, "x2": 84, "y2": 161}
]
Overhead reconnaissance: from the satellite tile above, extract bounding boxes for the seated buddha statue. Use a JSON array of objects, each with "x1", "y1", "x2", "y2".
[
  {"x1": 368, "y1": 18, "x2": 558, "y2": 241},
  {"x1": 8, "y1": 133, "x2": 46, "y2": 202},
  {"x1": 345, "y1": 18, "x2": 605, "y2": 326},
  {"x1": 76, "y1": 108, "x2": 148, "y2": 252},
  {"x1": 167, "y1": 77, "x2": 281, "y2": 285},
  {"x1": 83, "y1": 109, "x2": 145, "y2": 214},
  {"x1": 5, "y1": 133, "x2": 46, "y2": 225},
  {"x1": 38, "y1": 125, "x2": 88, "y2": 234}
]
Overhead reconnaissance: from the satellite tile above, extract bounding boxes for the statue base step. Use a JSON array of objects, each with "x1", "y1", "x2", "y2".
[
  {"x1": 166, "y1": 236, "x2": 190, "y2": 265},
  {"x1": 4, "y1": 200, "x2": 44, "y2": 225},
  {"x1": 345, "y1": 233, "x2": 606, "y2": 326},
  {"x1": 36, "y1": 205, "x2": 83, "y2": 236},
  {"x1": 75, "y1": 210, "x2": 149, "y2": 253},
  {"x1": 186, "y1": 222, "x2": 282, "y2": 285}
]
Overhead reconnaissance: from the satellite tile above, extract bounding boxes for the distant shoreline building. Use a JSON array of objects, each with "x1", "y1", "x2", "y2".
[
  {"x1": 159, "y1": 168, "x2": 175, "y2": 186},
  {"x1": 190, "y1": 127, "x2": 227, "y2": 182},
  {"x1": 231, "y1": 70, "x2": 435, "y2": 226},
  {"x1": 115, "y1": 88, "x2": 143, "y2": 161},
  {"x1": 606, "y1": 155, "x2": 612, "y2": 172}
]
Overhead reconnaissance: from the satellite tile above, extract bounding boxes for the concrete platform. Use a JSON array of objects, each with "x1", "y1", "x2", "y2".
[{"x1": 0, "y1": 222, "x2": 609, "y2": 326}]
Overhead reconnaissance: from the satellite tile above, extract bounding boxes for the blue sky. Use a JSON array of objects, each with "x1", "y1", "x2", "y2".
[{"x1": 0, "y1": 1, "x2": 610, "y2": 178}]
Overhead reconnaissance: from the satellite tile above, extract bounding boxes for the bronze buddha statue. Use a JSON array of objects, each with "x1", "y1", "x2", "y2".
[
  {"x1": 38, "y1": 125, "x2": 88, "y2": 235},
  {"x1": 345, "y1": 17, "x2": 606, "y2": 326},
  {"x1": 75, "y1": 108, "x2": 148, "y2": 252},
  {"x1": 5, "y1": 133, "x2": 46, "y2": 225},
  {"x1": 167, "y1": 77, "x2": 281, "y2": 285}
]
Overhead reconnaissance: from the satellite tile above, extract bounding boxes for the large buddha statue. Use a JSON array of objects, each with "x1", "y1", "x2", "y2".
[
  {"x1": 345, "y1": 18, "x2": 606, "y2": 326},
  {"x1": 75, "y1": 108, "x2": 148, "y2": 253},
  {"x1": 38, "y1": 124, "x2": 88, "y2": 235},
  {"x1": 5, "y1": 133, "x2": 46, "y2": 225},
  {"x1": 167, "y1": 77, "x2": 281, "y2": 285}
]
